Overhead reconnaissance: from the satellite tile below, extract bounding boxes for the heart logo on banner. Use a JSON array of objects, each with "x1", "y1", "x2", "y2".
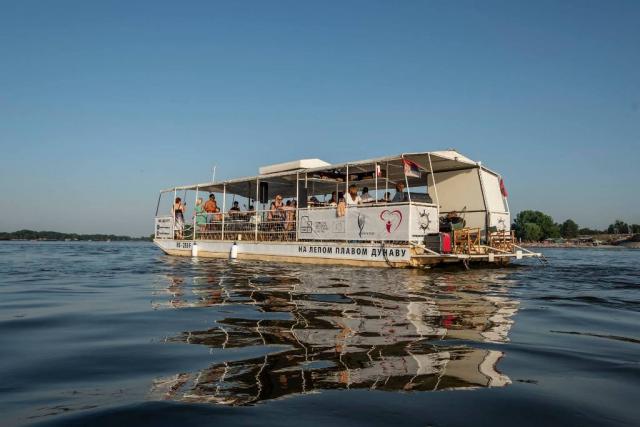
[{"x1": 380, "y1": 210, "x2": 403, "y2": 233}]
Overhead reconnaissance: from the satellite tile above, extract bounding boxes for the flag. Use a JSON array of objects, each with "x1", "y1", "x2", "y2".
[
  {"x1": 403, "y1": 159, "x2": 421, "y2": 178},
  {"x1": 499, "y1": 178, "x2": 508, "y2": 198},
  {"x1": 375, "y1": 164, "x2": 382, "y2": 177}
]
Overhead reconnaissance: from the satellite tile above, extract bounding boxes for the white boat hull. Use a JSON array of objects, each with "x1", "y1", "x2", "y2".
[{"x1": 154, "y1": 239, "x2": 541, "y2": 268}]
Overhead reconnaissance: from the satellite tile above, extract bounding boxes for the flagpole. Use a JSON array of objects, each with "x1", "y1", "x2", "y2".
[{"x1": 374, "y1": 163, "x2": 378, "y2": 204}]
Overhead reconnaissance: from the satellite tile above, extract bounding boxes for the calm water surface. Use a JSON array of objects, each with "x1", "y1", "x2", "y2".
[{"x1": 0, "y1": 242, "x2": 638, "y2": 426}]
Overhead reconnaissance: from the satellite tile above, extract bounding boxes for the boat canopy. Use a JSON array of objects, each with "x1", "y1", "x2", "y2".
[{"x1": 161, "y1": 150, "x2": 489, "y2": 199}]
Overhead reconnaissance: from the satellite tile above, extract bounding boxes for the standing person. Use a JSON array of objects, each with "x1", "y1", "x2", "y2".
[
  {"x1": 345, "y1": 185, "x2": 361, "y2": 206},
  {"x1": 173, "y1": 197, "x2": 186, "y2": 239},
  {"x1": 360, "y1": 186, "x2": 372, "y2": 203},
  {"x1": 193, "y1": 198, "x2": 207, "y2": 233},
  {"x1": 203, "y1": 194, "x2": 218, "y2": 230},
  {"x1": 392, "y1": 182, "x2": 407, "y2": 203},
  {"x1": 283, "y1": 200, "x2": 295, "y2": 231}
]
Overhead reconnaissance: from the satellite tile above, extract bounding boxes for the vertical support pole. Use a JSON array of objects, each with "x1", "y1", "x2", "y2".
[
  {"x1": 385, "y1": 161, "x2": 389, "y2": 201},
  {"x1": 255, "y1": 179, "x2": 259, "y2": 241},
  {"x1": 193, "y1": 186, "x2": 199, "y2": 241},
  {"x1": 172, "y1": 188, "x2": 177, "y2": 239},
  {"x1": 295, "y1": 172, "x2": 299, "y2": 242},
  {"x1": 476, "y1": 163, "x2": 490, "y2": 242},
  {"x1": 221, "y1": 183, "x2": 226, "y2": 241},
  {"x1": 345, "y1": 164, "x2": 349, "y2": 195},
  {"x1": 402, "y1": 156, "x2": 411, "y2": 204},
  {"x1": 155, "y1": 192, "x2": 162, "y2": 216},
  {"x1": 374, "y1": 163, "x2": 378, "y2": 205},
  {"x1": 427, "y1": 153, "x2": 439, "y2": 208}
]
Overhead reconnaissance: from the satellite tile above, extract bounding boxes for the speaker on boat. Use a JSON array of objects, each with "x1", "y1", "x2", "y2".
[
  {"x1": 259, "y1": 182, "x2": 269, "y2": 204},
  {"x1": 297, "y1": 185, "x2": 308, "y2": 208}
]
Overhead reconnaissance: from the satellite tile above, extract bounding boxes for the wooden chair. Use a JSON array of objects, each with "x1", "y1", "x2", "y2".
[
  {"x1": 489, "y1": 230, "x2": 515, "y2": 252},
  {"x1": 453, "y1": 228, "x2": 482, "y2": 254}
]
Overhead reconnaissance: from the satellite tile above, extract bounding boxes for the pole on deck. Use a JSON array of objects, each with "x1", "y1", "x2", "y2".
[
  {"x1": 402, "y1": 155, "x2": 411, "y2": 203},
  {"x1": 255, "y1": 179, "x2": 259, "y2": 241},
  {"x1": 385, "y1": 162, "x2": 388, "y2": 202},
  {"x1": 221, "y1": 183, "x2": 226, "y2": 241},
  {"x1": 295, "y1": 172, "x2": 299, "y2": 241},
  {"x1": 427, "y1": 153, "x2": 439, "y2": 209},
  {"x1": 172, "y1": 188, "x2": 177, "y2": 239},
  {"x1": 193, "y1": 186, "x2": 199, "y2": 241},
  {"x1": 374, "y1": 163, "x2": 378, "y2": 205}
]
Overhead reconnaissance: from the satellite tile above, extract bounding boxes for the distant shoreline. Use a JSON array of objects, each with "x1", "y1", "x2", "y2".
[
  {"x1": 0, "y1": 230, "x2": 152, "y2": 242},
  {"x1": 521, "y1": 242, "x2": 640, "y2": 249}
]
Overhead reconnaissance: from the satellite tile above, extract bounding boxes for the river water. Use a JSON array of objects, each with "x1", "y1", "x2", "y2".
[{"x1": 0, "y1": 242, "x2": 638, "y2": 426}]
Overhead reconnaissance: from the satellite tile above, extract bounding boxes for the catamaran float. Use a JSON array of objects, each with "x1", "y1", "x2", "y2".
[{"x1": 153, "y1": 150, "x2": 542, "y2": 268}]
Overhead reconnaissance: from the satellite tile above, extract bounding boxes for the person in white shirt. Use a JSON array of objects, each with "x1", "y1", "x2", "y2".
[
  {"x1": 345, "y1": 185, "x2": 361, "y2": 206},
  {"x1": 360, "y1": 186, "x2": 372, "y2": 203}
]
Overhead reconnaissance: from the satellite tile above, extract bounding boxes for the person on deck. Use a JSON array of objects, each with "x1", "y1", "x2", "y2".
[
  {"x1": 283, "y1": 200, "x2": 296, "y2": 232},
  {"x1": 345, "y1": 185, "x2": 361, "y2": 206},
  {"x1": 229, "y1": 201, "x2": 241, "y2": 216},
  {"x1": 360, "y1": 187, "x2": 372, "y2": 203},
  {"x1": 203, "y1": 194, "x2": 218, "y2": 229},
  {"x1": 327, "y1": 191, "x2": 337, "y2": 207},
  {"x1": 173, "y1": 197, "x2": 185, "y2": 239},
  {"x1": 392, "y1": 182, "x2": 407, "y2": 203},
  {"x1": 193, "y1": 198, "x2": 207, "y2": 233}
]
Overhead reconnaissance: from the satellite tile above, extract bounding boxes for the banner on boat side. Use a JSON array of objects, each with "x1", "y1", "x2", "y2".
[
  {"x1": 297, "y1": 204, "x2": 438, "y2": 241},
  {"x1": 155, "y1": 216, "x2": 173, "y2": 239}
]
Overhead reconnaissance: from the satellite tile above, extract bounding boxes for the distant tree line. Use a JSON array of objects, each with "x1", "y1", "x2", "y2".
[
  {"x1": 513, "y1": 211, "x2": 639, "y2": 242},
  {"x1": 0, "y1": 229, "x2": 152, "y2": 241}
]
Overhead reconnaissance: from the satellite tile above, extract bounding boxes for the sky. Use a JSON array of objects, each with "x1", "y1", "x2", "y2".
[{"x1": 0, "y1": 0, "x2": 638, "y2": 236}]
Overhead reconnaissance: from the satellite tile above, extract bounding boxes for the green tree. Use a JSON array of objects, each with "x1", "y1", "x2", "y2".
[
  {"x1": 631, "y1": 224, "x2": 640, "y2": 234},
  {"x1": 560, "y1": 219, "x2": 579, "y2": 238},
  {"x1": 607, "y1": 220, "x2": 629, "y2": 234},
  {"x1": 514, "y1": 210, "x2": 560, "y2": 241},
  {"x1": 522, "y1": 223, "x2": 543, "y2": 241}
]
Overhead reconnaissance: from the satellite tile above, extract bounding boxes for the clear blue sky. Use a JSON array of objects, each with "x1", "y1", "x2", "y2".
[{"x1": 1, "y1": 0, "x2": 638, "y2": 236}]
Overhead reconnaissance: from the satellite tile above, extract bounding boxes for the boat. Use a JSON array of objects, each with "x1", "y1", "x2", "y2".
[{"x1": 153, "y1": 150, "x2": 542, "y2": 268}]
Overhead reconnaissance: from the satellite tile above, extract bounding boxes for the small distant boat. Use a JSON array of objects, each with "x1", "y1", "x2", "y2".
[{"x1": 153, "y1": 150, "x2": 542, "y2": 268}]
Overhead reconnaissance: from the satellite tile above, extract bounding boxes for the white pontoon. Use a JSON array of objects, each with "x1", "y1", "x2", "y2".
[{"x1": 153, "y1": 150, "x2": 542, "y2": 268}]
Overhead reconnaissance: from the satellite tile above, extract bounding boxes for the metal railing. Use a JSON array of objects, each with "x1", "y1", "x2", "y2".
[
  {"x1": 158, "y1": 201, "x2": 440, "y2": 243},
  {"x1": 192, "y1": 209, "x2": 297, "y2": 242}
]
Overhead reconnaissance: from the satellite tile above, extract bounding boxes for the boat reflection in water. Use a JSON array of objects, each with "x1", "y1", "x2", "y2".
[{"x1": 151, "y1": 262, "x2": 519, "y2": 405}]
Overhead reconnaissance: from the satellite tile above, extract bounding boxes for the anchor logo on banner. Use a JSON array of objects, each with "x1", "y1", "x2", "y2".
[{"x1": 380, "y1": 210, "x2": 403, "y2": 233}]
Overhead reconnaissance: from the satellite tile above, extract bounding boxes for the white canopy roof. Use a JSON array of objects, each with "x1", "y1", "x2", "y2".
[{"x1": 161, "y1": 150, "x2": 493, "y2": 198}]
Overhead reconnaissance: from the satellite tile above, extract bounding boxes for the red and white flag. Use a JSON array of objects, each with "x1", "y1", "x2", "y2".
[
  {"x1": 375, "y1": 164, "x2": 382, "y2": 177},
  {"x1": 403, "y1": 159, "x2": 421, "y2": 178}
]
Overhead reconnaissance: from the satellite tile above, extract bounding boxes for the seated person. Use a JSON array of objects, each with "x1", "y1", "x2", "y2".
[
  {"x1": 271, "y1": 195, "x2": 285, "y2": 222},
  {"x1": 360, "y1": 186, "x2": 373, "y2": 203},
  {"x1": 345, "y1": 184, "x2": 361, "y2": 205},
  {"x1": 379, "y1": 191, "x2": 391, "y2": 203},
  {"x1": 327, "y1": 191, "x2": 338, "y2": 207},
  {"x1": 228, "y1": 201, "x2": 242, "y2": 218},
  {"x1": 391, "y1": 182, "x2": 407, "y2": 203},
  {"x1": 308, "y1": 196, "x2": 320, "y2": 206}
]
